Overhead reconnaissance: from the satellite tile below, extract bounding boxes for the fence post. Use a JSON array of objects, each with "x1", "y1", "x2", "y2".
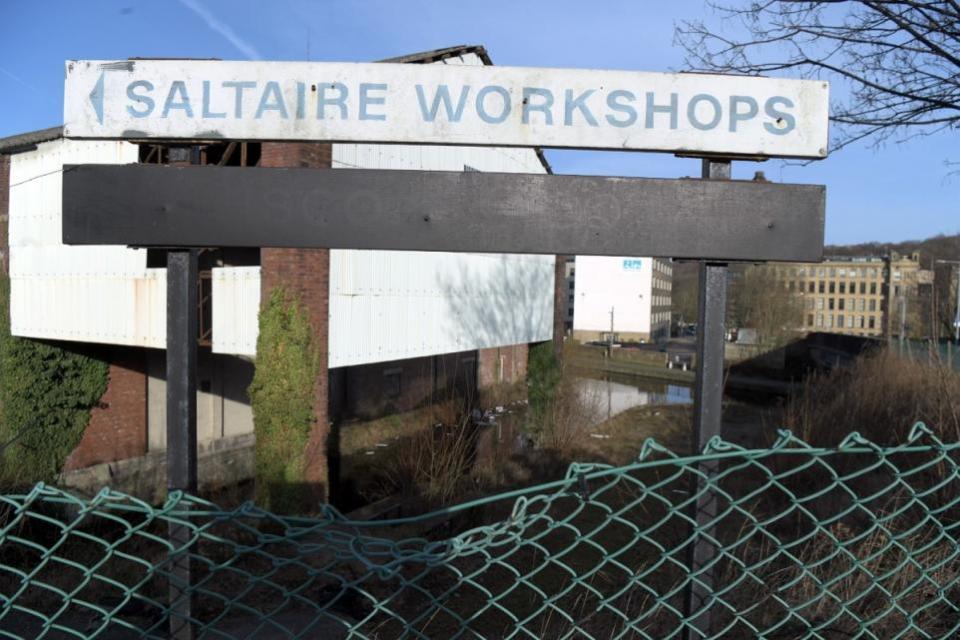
[{"x1": 684, "y1": 158, "x2": 730, "y2": 638}]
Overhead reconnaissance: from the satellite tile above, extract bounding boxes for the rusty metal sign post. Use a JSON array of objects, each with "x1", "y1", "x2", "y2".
[{"x1": 62, "y1": 58, "x2": 829, "y2": 640}]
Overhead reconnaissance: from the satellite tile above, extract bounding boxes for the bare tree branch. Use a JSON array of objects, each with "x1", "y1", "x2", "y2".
[{"x1": 675, "y1": 1, "x2": 960, "y2": 154}]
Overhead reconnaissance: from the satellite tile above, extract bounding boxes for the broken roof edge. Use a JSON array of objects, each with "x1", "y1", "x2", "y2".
[
  {"x1": 4, "y1": 45, "x2": 552, "y2": 173},
  {"x1": 0, "y1": 126, "x2": 63, "y2": 155},
  {"x1": 379, "y1": 44, "x2": 494, "y2": 66},
  {"x1": 379, "y1": 44, "x2": 552, "y2": 174}
]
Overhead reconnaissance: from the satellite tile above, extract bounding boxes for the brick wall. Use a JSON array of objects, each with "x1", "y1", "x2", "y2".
[
  {"x1": 64, "y1": 347, "x2": 148, "y2": 471},
  {"x1": 1, "y1": 154, "x2": 9, "y2": 275},
  {"x1": 478, "y1": 344, "x2": 529, "y2": 389},
  {"x1": 553, "y1": 255, "x2": 567, "y2": 360},
  {"x1": 258, "y1": 142, "x2": 332, "y2": 500},
  {"x1": 332, "y1": 350, "x2": 478, "y2": 423}
]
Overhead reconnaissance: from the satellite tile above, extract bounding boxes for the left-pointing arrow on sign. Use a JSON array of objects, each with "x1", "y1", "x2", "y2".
[{"x1": 89, "y1": 72, "x2": 105, "y2": 125}]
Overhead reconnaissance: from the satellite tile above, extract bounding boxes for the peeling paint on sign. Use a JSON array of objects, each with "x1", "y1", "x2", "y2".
[{"x1": 64, "y1": 60, "x2": 830, "y2": 159}]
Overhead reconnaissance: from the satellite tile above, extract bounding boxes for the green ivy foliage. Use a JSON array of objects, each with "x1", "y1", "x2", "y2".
[
  {"x1": 0, "y1": 275, "x2": 108, "y2": 485},
  {"x1": 248, "y1": 287, "x2": 319, "y2": 512},
  {"x1": 527, "y1": 341, "x2": 562, "y2": 431}
]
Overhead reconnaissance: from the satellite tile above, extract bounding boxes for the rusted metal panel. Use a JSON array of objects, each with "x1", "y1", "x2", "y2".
[
  {"x1": 10, "y1": 271, "x2": 165, "y2": 348},
  {"x1": 64, "y1": 59, "x2": 829, "y2": 159},
  {"x1": 7, "y1": 136, "x2": 168, "y2": 347}
]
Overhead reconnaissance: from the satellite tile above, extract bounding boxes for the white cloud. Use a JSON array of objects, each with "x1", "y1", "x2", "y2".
[{"x1": 177, "y1": 0, "x2": 263, "y2": 60}]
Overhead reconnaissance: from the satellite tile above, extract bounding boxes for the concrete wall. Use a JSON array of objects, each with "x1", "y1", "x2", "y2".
[
  {"x1": 62, "y1": 432, "x2": 254, "y2": 503},
  {"x1": 330, "y1": 350, "x2": 479, "y2": 423},
  {"x1": 147, "y1": 350, "x2": 255, "y2": 451}
]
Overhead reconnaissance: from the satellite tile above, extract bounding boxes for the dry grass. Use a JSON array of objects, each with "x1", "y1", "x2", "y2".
[
  {"x1": 592, "y1": 404, "x2": 693, "y2": 465},
  {"x1": 722, "y1": 511, "x2": 960, "y2": 639},
  {"x1": 375, "y1": 422, "x2": 478, "y2": 506},
  {"x1": 535, "y1": 375, "x2": 605, "y2": 455},
  {"x1": 356, "y1": 398, "x2": 479, "y2": 506},
  {"x1": 340, "y1": 404, "x2": 451, "y2": 458},
  {"x1": 478, "y1": 380, "x2": 527, "y2": 409},
  {"x1": 779, "y1": 347, "x2": 960, "y2": 446}
]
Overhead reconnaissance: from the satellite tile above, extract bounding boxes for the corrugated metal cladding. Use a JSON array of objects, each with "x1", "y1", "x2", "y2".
[
  {"x1": 8, "y1": 138, "x2": 168, "y2": 348},
  {"x1": 327, "y1": 50, "x2": 554, "y2": 369},
  {"x1": 211, "y1": 267, "x2": 260, "y2": 357},
  {"x1": 10, "y1": 49, "x2": 554, "y2": 364}
]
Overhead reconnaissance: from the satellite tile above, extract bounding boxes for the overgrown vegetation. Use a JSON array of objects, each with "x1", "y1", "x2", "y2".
[
  {"x1": 376, "y1": 408, "x2": 478, "y2": 506},
  {"x1": 0, "y1": 275, "x2": 108, "y2": 487},
  {"x1": 779, "y1": 347, "x2": 960, "y2": 446},
  {"x1": 248, "y1": 287, "x2": 319, "y2": 513},
  {"x1": 526, "y1": 342, "x2": 562, "y2": 431},
  {"x1": 339, "y1": 398, "x2": 481, "y2": 509},
  {"x1": 525, "y1": 342, "x2": 607, "y2": 456}
]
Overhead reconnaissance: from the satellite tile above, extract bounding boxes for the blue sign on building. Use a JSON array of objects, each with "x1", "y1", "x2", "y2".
[{"x1": 622, "y1": 259, "x2": 643, "y2": 271}]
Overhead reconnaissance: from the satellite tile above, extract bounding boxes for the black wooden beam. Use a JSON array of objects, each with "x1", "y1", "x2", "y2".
[{"x1": 63, "y1": 165, "x2": 824, "y2": 262}]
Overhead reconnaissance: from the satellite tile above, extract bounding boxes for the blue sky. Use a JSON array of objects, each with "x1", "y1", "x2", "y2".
[{"x1": 1, "y1": 0, "x2": 956, "y2": 246}]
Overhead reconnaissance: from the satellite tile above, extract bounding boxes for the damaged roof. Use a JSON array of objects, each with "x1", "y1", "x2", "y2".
[
  {"x1": 380, "y1": 44, "x2": 494, "y2": 66},
  {"x1": 380, "y1": 44, "x2": 550, "y2": 173},
  {"x1": 0, "y1": 126, "x2": 63, "y2": 154}
]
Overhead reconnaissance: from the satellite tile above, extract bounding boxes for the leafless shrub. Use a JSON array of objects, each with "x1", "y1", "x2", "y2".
[
  {"x1": 724, "y1": 516, "x2": 960, "y2": 639},
  {"x1": 535, "y1": 375, "x2": 605, "y2": 455},
  {"x1": 779, "y1": 348, "x2": 960, "y2": 446},
  {"x1": 376, "y1": 413, "x2": 478, "y2": 506}
]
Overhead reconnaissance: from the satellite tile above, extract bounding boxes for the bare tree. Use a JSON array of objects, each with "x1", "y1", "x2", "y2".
[
  {"x1": 728, "y1": 265, "x2": 803, "y2": 349},
  {"x1": 675, "y1": 1, "x2": 960, "y2": 153}
]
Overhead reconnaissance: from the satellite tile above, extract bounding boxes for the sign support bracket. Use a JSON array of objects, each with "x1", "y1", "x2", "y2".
[
  {"x1": 684, "y1": 158, "x2": 731, "y2": 639},
  {"x1": 165, "y1": 146, "x2": 201, "y2": 640}
]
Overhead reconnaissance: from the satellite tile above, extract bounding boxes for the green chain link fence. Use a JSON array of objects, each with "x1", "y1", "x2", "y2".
[{"x1": 3, "y1": 422, "x2": 960, "y2": 639}]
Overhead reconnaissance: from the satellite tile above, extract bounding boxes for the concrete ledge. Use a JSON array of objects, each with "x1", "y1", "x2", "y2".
[{"x1": 59, "y1": 433, "x2": 255, "y2": 503}]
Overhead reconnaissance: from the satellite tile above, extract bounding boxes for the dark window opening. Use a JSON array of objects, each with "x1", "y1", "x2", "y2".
[{"x1": 384, "y1": 369, "x2": 402, "y2": 398}]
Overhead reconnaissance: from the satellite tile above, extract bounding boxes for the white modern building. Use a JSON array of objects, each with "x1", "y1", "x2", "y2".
[{"x1": 571, "y1": 255, "x2": 672, "y2": 343}]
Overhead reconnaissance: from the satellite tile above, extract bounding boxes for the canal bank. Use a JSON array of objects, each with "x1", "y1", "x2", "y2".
[{"x1": 566, "y1": 343, "x2": 797, "y2": 396}]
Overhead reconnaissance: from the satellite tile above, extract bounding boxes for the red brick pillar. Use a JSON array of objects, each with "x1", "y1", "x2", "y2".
[
  {"x1": 553, "y1": 255, "x2": 567, "y2": 361},
  {"x1": 259, "y1": 142, "x2": 332, "y2": 502}
]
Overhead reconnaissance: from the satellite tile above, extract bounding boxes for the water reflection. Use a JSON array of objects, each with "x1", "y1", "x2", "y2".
[{"x1": 578, "y1": 374, "x2": 692, "y2": 421}]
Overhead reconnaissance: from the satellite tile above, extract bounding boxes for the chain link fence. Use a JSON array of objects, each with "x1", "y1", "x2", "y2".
[{"x1": 2, "y1": 423, "x2": 959, "y2": 639}]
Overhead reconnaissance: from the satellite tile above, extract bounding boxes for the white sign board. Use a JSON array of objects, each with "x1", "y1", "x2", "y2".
[{"x1": 64, "y1": 59, "x2": 829, "y2": 158}]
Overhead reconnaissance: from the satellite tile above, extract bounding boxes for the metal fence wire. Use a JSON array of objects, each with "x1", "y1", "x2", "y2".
[{"x1": 3, "y1": 423, "x2": 960, "y2": 639}]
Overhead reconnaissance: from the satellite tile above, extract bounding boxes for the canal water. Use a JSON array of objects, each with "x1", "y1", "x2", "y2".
[{"x1": 578, "y1": 373, "x2": 692, "y2": 422}]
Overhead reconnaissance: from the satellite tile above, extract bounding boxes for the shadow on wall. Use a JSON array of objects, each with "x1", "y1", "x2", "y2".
[
  {"x1": 436, "y1": 254, "x2": 553, "y2": 350},
  {"x1": 729, "y1": 331, "x2": 883, "y2": 382}
]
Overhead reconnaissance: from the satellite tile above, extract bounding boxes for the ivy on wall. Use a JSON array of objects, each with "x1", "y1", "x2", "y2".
[
  {"x1": 526, "y1": 341, "x2": 562, "y2": 431},
  {"x1": 248, "y1": 287, "x2": 319, "y2": 513},
  {"x1": 0, "y1": 275, "x2": 108, "y2": 485}
]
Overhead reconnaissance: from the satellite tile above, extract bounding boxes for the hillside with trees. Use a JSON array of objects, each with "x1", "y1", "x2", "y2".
[{"x1": 671, "y1": 233, "x2": 960, "y2": 339}]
